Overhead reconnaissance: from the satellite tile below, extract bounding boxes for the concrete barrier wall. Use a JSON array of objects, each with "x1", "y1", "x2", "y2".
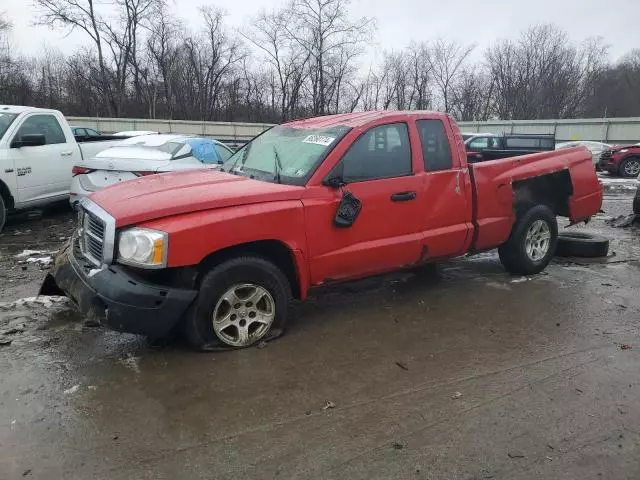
[
  {"x1": 68, "y1": 116, "x2": 640, "y2": 144},
  {"x1": 68, "y1": 117, "x2": 274, "y2": 142},
  {"x1": 457, "y1": 118, "x2": 640, "y2": 144}
]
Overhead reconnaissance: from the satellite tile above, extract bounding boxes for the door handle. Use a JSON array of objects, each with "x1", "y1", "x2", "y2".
[
  {"x1": 390, "y1": 191, "x2": 417, "y2": 202},
  {"x1": 61, "y1": 151, "x2": 73, "y2": 157}
]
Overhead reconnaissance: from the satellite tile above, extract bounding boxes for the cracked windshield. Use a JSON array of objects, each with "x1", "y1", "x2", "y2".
[{"x1": 224, "y1": 125, "x2": 350, "y2": 183}]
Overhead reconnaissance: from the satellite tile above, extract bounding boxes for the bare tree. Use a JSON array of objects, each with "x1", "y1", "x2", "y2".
[
  {"x1": 486, "y1": 25, "x2": 609, "y2": 119},
  {"x1": 406, "y1": 42, "x2": 432, "y2": 109},
  {"x1": 285, "y1": 0, "x2": 374, "y2": 115},
  {"x1": 242, "y1": 10, "x2": 308, "y2": 121},
  {"x1": 34, "y1": 0, "x2": 117, "y2": 113},
  {"x1": 427, "y1": 38, "x2": 475, "y2": 113}
]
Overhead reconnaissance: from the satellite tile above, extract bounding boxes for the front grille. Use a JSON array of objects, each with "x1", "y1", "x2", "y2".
[{"x1": 79, "y1": 208, "x2": 106, "y2": 266}]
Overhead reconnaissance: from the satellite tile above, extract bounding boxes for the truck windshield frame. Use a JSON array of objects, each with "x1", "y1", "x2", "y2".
[
  {"x1": 0, "y1": 113, "x2": 18, "y2": 141},
  {"x1": 222, "y1": 124, "x2": 351, "y2": 186}
]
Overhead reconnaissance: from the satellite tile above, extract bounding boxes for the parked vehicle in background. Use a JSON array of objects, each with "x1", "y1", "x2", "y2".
[
  {"x1": 69, "y1": 134, "x2": 235, "y2": 207},
  {"x1": 71, "y1": 126, "x2": 132, "y2": 144},
  {"x1": 43, "y1": 111, "x2": 603, "y2": 350},
  {"x1": 556, "y1": 141, "x2": 610, "y2": 168},
  {"x1": 464, "y1": 133, "x2": 555, "y2": 163},
  {"x1": 0, "y1": 106, "x2": 124, "y2": 233},
  {"x1": 71, "y1": 126, "x2": 101, "y2": 137},
  {"x1": 461, "y1": 132, "x2": 495, "y2": 142},
  {"x1": 599, "y1": 143, "x2": 640, "y2": 178},
  {"x1": 114, "y1": 130, "x2": 159, "y2": 137}
]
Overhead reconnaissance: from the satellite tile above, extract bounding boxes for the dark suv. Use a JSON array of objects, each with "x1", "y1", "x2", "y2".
[{"x1": 465, "y1": 133, "x2": 556, "y2": 163}]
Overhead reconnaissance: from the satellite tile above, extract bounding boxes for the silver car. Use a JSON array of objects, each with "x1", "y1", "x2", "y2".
[
  {"x1": 70, "y1": 134, "x2": 234, "y2": 207},
  {"x1": 555, "y1": 141, "x2": 611, "y2": 167}
]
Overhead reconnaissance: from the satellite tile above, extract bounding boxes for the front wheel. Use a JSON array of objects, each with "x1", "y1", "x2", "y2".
[
  {"x1": 499, "y1": 205, "x2": 558, "y2": 276},
  {"x1": 619, "y1": 157, "x2": 640, "y2": 178},
  {"x1": 184, "y1": 256, "x2": 291, "y2": 350}
]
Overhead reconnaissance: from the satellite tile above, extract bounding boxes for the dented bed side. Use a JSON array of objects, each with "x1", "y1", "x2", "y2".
[{"x1": 469, "y1": 147, "x2": 603, "y2": 251}]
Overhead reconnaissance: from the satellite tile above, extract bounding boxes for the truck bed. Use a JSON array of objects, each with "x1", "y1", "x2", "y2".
[{"x1": 469, "y1": 147, "x2": 603, "y2": 251}]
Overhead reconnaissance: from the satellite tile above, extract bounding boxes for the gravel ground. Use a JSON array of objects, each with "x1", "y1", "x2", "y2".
[{"x1": 0, "y1": 193, "x2": 639, "y2": 480}]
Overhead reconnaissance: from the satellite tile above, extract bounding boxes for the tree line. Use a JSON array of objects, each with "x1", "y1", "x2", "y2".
[{"x1": 1, "y1": 0, "x2": 639, "y2": 123}]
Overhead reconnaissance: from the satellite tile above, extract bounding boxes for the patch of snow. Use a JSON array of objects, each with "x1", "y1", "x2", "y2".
[
  {"x1": 119, "y1": 354, "x2": 141, "y2": 374},
  {"x1": 87, "y1": 267, "x2": 104, "y2": 278},
  {"x1": 64, "y1": 385, "x2": 80, "y2": 395},
  {"x1": 26, "y1": 256, "x2": 53, "y2": 266},
  {"x1": 0, "y1": 296, "x2": 68, "y2": 309},
  {"x1": 14, "y1": 250, "x2": 49, "y2": 259},
  {"x1": 511, "y1": 277, "x2": 532, "y2": 283}
]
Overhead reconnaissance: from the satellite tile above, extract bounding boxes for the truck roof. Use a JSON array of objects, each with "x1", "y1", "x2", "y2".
[
  {"x1": 285, "y1": 110, "x2": 448, "y2": 129},
  {"x1": 0, "y1": 105, "x2": 61, "y2": 115}
]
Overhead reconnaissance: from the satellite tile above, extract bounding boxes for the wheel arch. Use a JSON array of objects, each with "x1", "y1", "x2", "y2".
[
  {"x1": 0, "y1": 179, "x2": 15, "y2": 210},
  {"x1": 512, "y1": 170, "x2": 573, "y2": 217},
  {"x1": 196, "y1": 240, "x2": 303, "y2": 299}
]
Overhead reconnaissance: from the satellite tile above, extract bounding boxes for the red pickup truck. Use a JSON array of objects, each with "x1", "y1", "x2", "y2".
[{"x1": 42, "y1": 111, "x2": 603, "y2": 350}]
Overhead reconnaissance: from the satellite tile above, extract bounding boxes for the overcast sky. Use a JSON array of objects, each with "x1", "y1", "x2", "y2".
[{"x1": 4, "y1": 0, "x2": 640, "y2": 62}]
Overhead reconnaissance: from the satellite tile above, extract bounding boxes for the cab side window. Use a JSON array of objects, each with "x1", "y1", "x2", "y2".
[
  {"x1": 15, "y1": 115, "x2": 66, "y2": 145},
  {"x1": 341, "y1": 123, "x2": 411, "y2": 183},
  {"x1": 417, "y1": 119, "x2": 452, "y2": 171}
]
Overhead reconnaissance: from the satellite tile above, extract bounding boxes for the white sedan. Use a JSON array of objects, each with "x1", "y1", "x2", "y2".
[
  {"x1": 70, "y1": 134, "x2": 234, "y2": 207},
  {"x1": 555, "y1": 141, "x2": 611, "y2": 167}
]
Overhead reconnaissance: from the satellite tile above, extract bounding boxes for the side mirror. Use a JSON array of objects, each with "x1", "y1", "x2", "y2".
[
  {"x1": 323, "y1": 176, "x2": 346, "y2": 189},
  {"x1": 11, "y1": 134, "x2": 46, "y2": 148},
  {"x1": 334, "y1": 191, "x2": 362, "y2": 228}
]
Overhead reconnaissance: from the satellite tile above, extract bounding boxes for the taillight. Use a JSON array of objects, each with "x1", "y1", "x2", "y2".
[
  {"x1": 72, "y1": 166, "x2": 93, "y2": 176},
  {"x1": 133, "y1": 171, "x2": 155, "y2": 177}
]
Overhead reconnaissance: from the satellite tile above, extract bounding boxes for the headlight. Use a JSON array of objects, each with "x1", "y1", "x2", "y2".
[
  {"x1": 117, "y1": 228, "x2": 167, "y2": 268},
  {"x1": 620, "y1": 149, "x2": 629, "y2": 153}
]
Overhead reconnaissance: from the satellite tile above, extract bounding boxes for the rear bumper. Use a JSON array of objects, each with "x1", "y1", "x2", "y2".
[{"x1": 42, "y1": 241, "x2": 197, "y2": 338}]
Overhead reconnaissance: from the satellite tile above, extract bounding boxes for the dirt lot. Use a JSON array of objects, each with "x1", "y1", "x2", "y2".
[{"x1": 1, "y1": 191, "x2": 639, "y2": 480}]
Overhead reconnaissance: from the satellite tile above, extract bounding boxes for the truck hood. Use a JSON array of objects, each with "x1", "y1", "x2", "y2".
[{"x1": 89, "y1": 169, "x2": 304, "y2": 227}]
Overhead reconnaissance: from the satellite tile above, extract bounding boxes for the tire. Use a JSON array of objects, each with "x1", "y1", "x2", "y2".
[
  {"x1": 554, "y1": 232, "x2": 610, "y2": 258},
  {"x1": 618, "y1": 157, "x2": 640, "y2": 178},
  {"x1": 183, "y1": 256, "x2": 291, "y2": 350},
  {"x1": 0, "y1": 194, "x2": 5, "y2": 234},
  {"x1": 633, "y1": 187, "x2": 640, "y2": 215},
  {"x1": 499, "y1": 205, "x2": 558, "y2": 275}
]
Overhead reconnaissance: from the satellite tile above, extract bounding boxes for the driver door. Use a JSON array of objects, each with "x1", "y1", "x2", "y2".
[
  {"x1": 303, "y1": 122, "x2": 424, "y2": 284},
  {"x1": 10, "y1": 113, "x2": 74, "y2": 204}
]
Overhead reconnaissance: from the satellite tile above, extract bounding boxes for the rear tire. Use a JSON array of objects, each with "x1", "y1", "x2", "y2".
[
  {"x1": 499, "y1": 205, "x2": 558, "y2": 275},
  {"x1": 619, "y1": 157, "x2": 640, "y2": 178},
  {"x1": 633, "y1": 187, "x2": 640, "y2": 215},
  {"x1": 0, "y1": 195, "x2": 6, "y2": 234},
  {"x1": 184, "y1": 256, "x2": 291, "y2": 351}
]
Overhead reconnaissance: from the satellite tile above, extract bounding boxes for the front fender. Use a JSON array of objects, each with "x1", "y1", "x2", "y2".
[{"x1": 139, "y1": 200, "x2": 307, "y2": 268}]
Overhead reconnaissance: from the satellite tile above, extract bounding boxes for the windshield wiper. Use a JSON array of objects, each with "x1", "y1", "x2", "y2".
[
  {"x1": 225, "y1": 144, "x2": 251, "y2": 174},
  {"x1": 273, "y1": 146, "x2": 283, "y2": 184}
]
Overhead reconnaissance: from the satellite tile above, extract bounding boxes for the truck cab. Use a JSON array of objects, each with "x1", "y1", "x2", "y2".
[{"x1": 0, "y1": 105, "x2": 123, "y2": 232}]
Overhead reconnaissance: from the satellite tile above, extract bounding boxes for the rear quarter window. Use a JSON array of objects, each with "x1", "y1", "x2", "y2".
[{"x1": 416, "y1": 120, "x2": 452, "y2": 171}]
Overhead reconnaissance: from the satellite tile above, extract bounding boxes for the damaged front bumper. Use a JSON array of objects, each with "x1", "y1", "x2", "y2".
[{"x1": 40, "y1": 240, "x2": 197, "y2": 338}]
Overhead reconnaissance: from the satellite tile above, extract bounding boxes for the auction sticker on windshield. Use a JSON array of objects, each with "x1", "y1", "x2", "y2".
[{"x1": 302, "y1": 135, "x2": 336, "y2": 146}]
